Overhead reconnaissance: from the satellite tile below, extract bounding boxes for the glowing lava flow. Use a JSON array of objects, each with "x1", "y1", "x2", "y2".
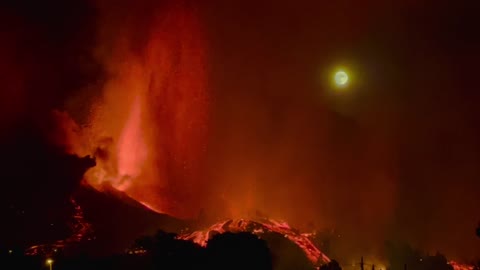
[
  {"x1": 449, "y1": 261, "x2": 476, "y2": 270},
  {"x1": 25, "y1": 198, "x2": 93, "y2": 256},
  {"x1": 177, "y1": 218, "x2": 331, "y2": 265}
]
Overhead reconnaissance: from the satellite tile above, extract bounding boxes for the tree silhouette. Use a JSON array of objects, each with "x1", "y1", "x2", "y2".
[
  {"x1": 132, "y1": 230, "x2": 204, "y2": 270},
  {"x1": 385, "y1": 241, "x2": 453, "y2": 270},
  {"x1": 423, "y1": 252, "x2": 454, "y2": 270},
  {"x1": 262, "y1": 232, "x2": 314, "y2": 270},
  {"x1": 320, "y1": 260, "x2": 342, "y2": 270},
  {"x1": 206, "y1": 232, "x2": 273, "y2": 270}
]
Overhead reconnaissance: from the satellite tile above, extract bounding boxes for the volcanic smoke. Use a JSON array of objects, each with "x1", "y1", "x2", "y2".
[
  {"x1": 51, "y1": 1, "x2": 399, "y2": 261},
  {"x1": 58, "y1": 1, "x2": 208, "y2": 219},
  {"x1": 52, "y1": 4, "x2": 338, "y2": 263},
  {"x1": 3, "y1": 0, "x2": 478, "y2": 265}
]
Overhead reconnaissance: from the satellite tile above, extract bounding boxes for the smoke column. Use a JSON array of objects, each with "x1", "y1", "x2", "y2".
[
  {"x1": 55, "y1": 2, "x2": 398, "y2": 261},
  {"x1": 52, "y1": 0, "x2": 480, "y2": 263},
  {"x1": 64, "y1": 0, "x2": 208, "y2": 219}
]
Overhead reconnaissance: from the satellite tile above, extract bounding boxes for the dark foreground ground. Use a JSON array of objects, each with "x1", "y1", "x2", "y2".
[{"x1": 3, "y1": 231, "x2": 478, "y2": 270}]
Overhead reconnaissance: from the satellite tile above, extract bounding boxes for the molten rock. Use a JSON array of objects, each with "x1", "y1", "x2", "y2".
[{"x1": 178, "y1": 218, "x2": 330, "y2": 265}]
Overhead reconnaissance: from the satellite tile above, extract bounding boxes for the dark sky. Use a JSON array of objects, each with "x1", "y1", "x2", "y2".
[{"x1": 0, "y1": 0, "x2": 479, "y2": 262}]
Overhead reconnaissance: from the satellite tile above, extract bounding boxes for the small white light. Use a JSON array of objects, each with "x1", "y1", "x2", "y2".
[{"x1": 334, "y1": 70, "x2": 349, "y2": 86}]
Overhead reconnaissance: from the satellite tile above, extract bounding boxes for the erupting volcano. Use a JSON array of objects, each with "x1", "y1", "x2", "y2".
[
  {"x1": 63, "y1": 2, "x2": 208, "y2": 219},
  {"x1": 49, "y1": 3, "x2": 337, "y2": 263},
  {"x1": 47, "y1": 1, "x2": 361, "y2": 262},
  {"x1": 2, "y1": 0, "x2": 479, "y2": 268}
]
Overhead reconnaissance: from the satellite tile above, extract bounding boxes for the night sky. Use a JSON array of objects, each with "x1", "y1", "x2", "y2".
[{"x1": 0, "y1": 0, "x2": 479, "y2": 263}]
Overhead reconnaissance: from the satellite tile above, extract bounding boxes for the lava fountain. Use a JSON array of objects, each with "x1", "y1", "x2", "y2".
[{"x1": 67, "y1": 2, "x2": 208, "y2": 219}]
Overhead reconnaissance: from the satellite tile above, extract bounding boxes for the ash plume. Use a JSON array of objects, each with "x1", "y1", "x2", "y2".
[
  {"x1": 2, "y1": 0, "x2": 479, "y2": 265},
  {"x1": 58, "y1": 0, "x2": 209, "y2": 219}
]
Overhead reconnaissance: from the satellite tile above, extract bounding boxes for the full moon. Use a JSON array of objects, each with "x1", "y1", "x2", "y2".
[{"x1": 334, "y1": 70, "x2": 349, "y2": 86}]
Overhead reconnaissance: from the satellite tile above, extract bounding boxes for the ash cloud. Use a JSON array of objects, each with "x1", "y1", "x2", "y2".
[
  {"x1": 198, "y1": 0, "x2": 480, "y2": 262},
  {"x1": 58, "y1": 0, "x2": 209, "y2": 219},
  {"x1": 1, "y1": 0, "x2": 479, "y2": 264}
]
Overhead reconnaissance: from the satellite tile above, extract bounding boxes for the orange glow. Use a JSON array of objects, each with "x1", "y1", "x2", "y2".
[
  {"x1": 115, "y1": 95, "x2": 148, "y2": 191},
  {"x1": 178, "y1": 218, "x2": 331, "y2": 265},
  {"x1": 449, "y1": 261, "x2": 476, "y2": 270},
  {"x1": 25, "y1": 198, "x2": 93, "y2": 256},
  {"x1": 63, "y1": 3, "x2": 208, "y2": 219},
  {"x1": 49, "y1": 2, "x2": 400, "y2": 261}
]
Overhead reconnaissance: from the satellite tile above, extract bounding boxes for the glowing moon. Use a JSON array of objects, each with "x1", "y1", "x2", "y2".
[{"x1": 334, "y1": 70, "x2": 349, "y2": 86}]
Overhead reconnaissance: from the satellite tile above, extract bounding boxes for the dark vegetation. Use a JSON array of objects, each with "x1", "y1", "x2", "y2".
[
  {"x1": 385, "y1": 242, "x2": 475, "y2": 270},
  {"x1": 1, "y1": 229, "x2": 325, "y2": 270},
  {"x1": 4, "y1": 231, "x2": 479, "y2": 270}
]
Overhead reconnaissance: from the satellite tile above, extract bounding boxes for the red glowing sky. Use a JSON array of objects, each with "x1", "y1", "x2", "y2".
[{"x1": 0, "y1": 0, "x2": 479, "y2": 263}]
